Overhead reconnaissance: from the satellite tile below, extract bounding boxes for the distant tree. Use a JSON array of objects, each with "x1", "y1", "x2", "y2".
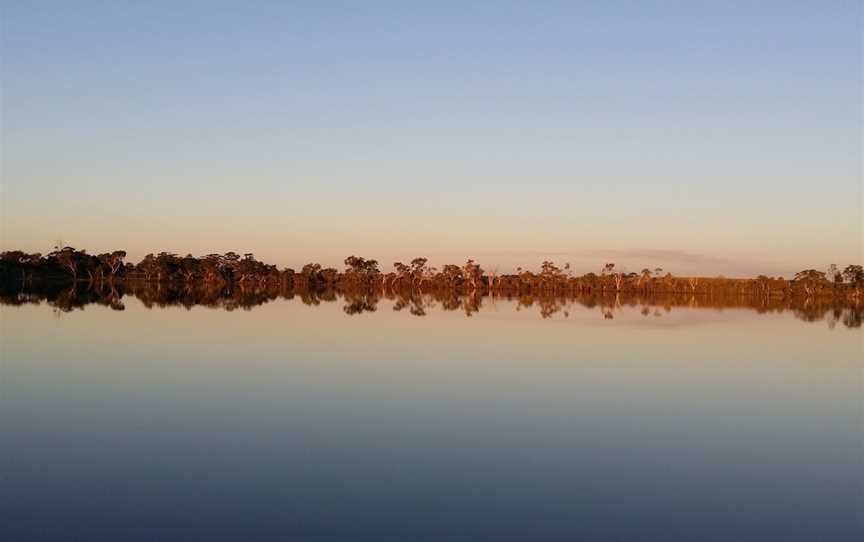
[
  {"x1": 518, "y1": 267, "x2": 535, "y2": 282},
  {"x1": 640, "y1": 268, "x2": 652, "y2": 286},
  {"x1": 441, "y1": 264, "x2": 462, "y2": 283},
  {"x1": 223, "y1": 252, "x2": 241, "y2": 273},
  {"x1": 53, "y1": 247, "x2": 82, "y2": 280},
  {"x1": 827, "y1": 264, "x2": 841, "y2": 283},
  {"x1": 1, "y1": 250, "x2": 29, "y2": 264},
  {"x1": 178, "y1": 254, "x2": 200, "y2": 281},
  {"x1": 98, "y1": 250, "x2": 126, "y2": 278},
  {"x1": 153, "y1": 252, "x2": 181, "y2": 281},
  {"x1": 0, "y1": 250, "x2": 43, "y2": 282},
  {"x1": 462, "y1": 259, "x2": 484, "y2": 290},
  {"x1": 341, "y1": 256, "x2": 379, "y2": 287},
  {"x1": 410, "y1": 257, "x2": 428, "y2": 287},
  {"x1": 136, "y1": 253, "x2": 157, "y2": 281},
  {"x1": 301, "y1": 263, "x2": 321, "y2": 277},
  {"x1": 200, "y1": 254, "x2": 226, "y2": 282},
  {"x1": 344, "y1": 255, "x2": 379, "y2": 275},
  {"x1": 319, "y1": 267, "x2": 339, "y2": 283},
  {"x1": 235, "y1": 253, "x2": 267, "y2": 283},
  {"x1": 540, "y1": 261, "x2": 564, "y2": 280},
  {"x1": 842, "y1": 265, "x2": 863, "y2": 284},
  {"x1": 654, "y1": 267, "x2": 663, "y2": 278},
  {"x1": 794, "y1": 269, "x2": 827, "y2": 282}
]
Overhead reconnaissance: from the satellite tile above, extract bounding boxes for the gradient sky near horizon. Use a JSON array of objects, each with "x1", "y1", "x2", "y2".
[{"x1": 1, "y1": 1, "x2": 861, "y2": 276}]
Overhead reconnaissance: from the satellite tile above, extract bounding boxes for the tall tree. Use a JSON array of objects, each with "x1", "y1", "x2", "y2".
[{"x1": 842, "y1": 265, "x2": 863, "y2": 284}]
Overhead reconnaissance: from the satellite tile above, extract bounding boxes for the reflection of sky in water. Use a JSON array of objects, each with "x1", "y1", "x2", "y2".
[{"x1": 1, "y1": 298, "x2": 862, "y2": 541}]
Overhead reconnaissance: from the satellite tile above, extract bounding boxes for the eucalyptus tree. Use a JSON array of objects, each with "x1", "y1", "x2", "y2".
[
  {"x1": 842, "y1": 265, "x2": 863, "y2": 285},
  {"x1": 301, "y1": 263, "x2": 322, "y2": 277},
  {"x1": 344, "y1": 256, "x2": 380, "y2": 277},
  {"x1": 441, "y1": 264, "x2": 462, "y2": 284},
  {"x1": 410, "y1": 257, "x2": 429, "y2": 289},
  {"x1": 637, "y1": 268, "x2": 654, "y2": 290},
  {"x1": 462, "y1": 259, "x2": 484, "y2": 291},
  {"x1": 827, "y1": 264, "x2": 840, "y2": 283},
  {"x1": 52, "y1": 247, "x2": 87, "y2": 281},
  {"x1": 794, "y1": 269, "x2": 827, "y2": 282},
  {"x1": 97, "y1": 250, "x2": 127, "y2": 279}
]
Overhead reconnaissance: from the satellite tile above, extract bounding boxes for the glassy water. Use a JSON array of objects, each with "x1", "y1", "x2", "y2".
[{"x1": 1, "y1": 293, "x2": 862, "y2": 541}]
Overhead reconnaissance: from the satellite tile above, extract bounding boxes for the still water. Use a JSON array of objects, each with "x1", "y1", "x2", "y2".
[{"x1": 1, "y1": 293, "x2": 862, "y2": 541}]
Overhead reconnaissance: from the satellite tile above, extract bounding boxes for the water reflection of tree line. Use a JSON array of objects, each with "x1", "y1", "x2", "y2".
[{"x1": 1, "y1": 281, "x2": 860, "y2": 329}]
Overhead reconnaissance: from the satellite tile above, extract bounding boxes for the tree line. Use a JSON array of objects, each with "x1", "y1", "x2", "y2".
[{"x1": 1, "y1": 247, "x2": 862, "y2": 299}]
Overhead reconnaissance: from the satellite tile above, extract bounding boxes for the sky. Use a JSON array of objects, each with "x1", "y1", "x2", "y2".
[{"x1": 1, "y1": 1, "x2": 861, "y2": 277}]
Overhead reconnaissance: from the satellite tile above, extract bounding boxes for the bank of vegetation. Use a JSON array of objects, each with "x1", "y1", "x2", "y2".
[{"x1": 1, "y1": 247, "x2": 862, "y2": 300}]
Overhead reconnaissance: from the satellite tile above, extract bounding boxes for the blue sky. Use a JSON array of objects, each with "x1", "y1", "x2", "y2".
[{"x1": 2, "y1": 1, "x2": 861, "y2": 276}]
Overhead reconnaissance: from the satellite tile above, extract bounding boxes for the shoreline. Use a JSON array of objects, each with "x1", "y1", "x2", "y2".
[{"x1": 2, "y1": 248, "x2": 861, "y2": 301}]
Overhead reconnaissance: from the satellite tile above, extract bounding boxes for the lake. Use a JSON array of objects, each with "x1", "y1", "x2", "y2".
[{"x1": 1, "y1": 290, "x2": 862, "y2": 541}]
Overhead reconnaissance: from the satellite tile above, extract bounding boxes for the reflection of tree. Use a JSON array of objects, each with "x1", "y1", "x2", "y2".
[
  {"x1": 439, "y1": 293, "x2": 462, "y2": 312},
  {"x1": 538, "y1": 297, "x2": 564, "y2": 319},
  {"x1": 392, "y1": 293, "x2": 427, "y2": 317},
  {"x1": 299, "y1": 290, "x2": 322, "y2": 307},
  {"x1": 842, "y1": 309, "x2": 862, "y2": 328},
  {"x1": 1, "y1": 282, "x2": 862, "y2": 328},
  {"x1": 462, "y1": 293, "x2": 482, "y2": 317},
  {"x1": 343, "y1": 292, "x2": 378, "y2": 315}
]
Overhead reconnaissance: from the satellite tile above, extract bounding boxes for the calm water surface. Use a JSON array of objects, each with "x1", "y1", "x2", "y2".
[{"x1": 2, "y1": 295, "x2": 862, "y2": 541}]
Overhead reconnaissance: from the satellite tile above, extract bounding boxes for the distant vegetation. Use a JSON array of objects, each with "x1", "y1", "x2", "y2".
[{"x1": 1, "y1": 247, "x2": 862, "y2": 300}]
